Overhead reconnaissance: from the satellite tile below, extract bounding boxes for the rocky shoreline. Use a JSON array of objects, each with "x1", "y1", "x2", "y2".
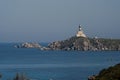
[
  {"x1": 48, "y1": 36, "x2": 120, "y2": 51},
  {"x1": 15, "y1": 36, "x2": 120, "y2": 51}
]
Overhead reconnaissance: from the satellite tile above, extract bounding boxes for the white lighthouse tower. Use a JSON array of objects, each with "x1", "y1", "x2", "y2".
[{"x1": 76, "y1": 25, "x2": 87, "y2": 38}]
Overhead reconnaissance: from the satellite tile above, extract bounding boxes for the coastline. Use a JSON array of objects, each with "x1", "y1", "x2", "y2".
[{"x1": 14, "y1": 37, "x2": 120, "y2": 51}]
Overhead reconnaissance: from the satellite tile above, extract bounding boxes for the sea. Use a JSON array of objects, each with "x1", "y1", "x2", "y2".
[{"x1": 0, "y1": 43, "x2": 120, "y2": 80}]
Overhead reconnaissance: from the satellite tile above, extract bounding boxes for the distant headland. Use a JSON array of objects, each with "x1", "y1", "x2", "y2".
[{"x1": 15, "y1": 25, "x2": 120, "y2": 51}]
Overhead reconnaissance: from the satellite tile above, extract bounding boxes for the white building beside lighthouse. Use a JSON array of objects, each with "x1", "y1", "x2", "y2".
[{"x1": 76, "y1": 25, "x2": 87, "y2": 38}]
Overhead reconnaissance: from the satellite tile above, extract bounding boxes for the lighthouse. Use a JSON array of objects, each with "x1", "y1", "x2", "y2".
[{"x1": 76, "y1": 25, "x2": 87, "y2": 38}]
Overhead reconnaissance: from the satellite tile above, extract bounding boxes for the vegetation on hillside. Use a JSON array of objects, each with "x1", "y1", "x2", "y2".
[{"x1": 89, "y1": 63, "x2": 120, "y2": 80}]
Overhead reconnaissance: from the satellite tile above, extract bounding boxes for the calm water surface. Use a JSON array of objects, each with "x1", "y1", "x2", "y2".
[{"x1": 0, "y1": 43, "x2": 120, "y2": 80}]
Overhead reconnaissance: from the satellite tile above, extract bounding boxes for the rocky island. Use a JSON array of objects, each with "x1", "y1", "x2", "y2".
[
  {"x1": 48, "y1": 37, "x2": 120, "y2": 51},
  {"x1": 15, "y1": 42, "x2": 41, "y2": 48},
  {"x1": 15, "y1": 25, "x2": 120, "y2": 51},
  {"x1": 48, "y1": 25, "x2": 120, "y2": 51},
  {"x1": 15, "y1": 42, "x2": 50, "y2": 50}
]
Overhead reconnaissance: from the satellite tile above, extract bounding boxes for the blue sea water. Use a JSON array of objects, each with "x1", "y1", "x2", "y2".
[{"x1": 0, "y1": 43, "x2": 120, "y2": 80}]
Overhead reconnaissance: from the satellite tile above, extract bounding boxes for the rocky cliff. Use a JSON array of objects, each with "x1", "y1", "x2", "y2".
[{"x1": 48, "y1": 36, "x2": 120, "y2": 51}]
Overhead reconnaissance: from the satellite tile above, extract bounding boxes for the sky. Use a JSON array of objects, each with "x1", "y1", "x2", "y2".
[{"x1": 0, "y1": 0, "x2": 120, "y2": 42}]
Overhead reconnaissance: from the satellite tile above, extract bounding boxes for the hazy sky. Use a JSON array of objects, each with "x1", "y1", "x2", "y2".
[{"x1": 0, "y1": 0, "x2": 120, "y2": 42}]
